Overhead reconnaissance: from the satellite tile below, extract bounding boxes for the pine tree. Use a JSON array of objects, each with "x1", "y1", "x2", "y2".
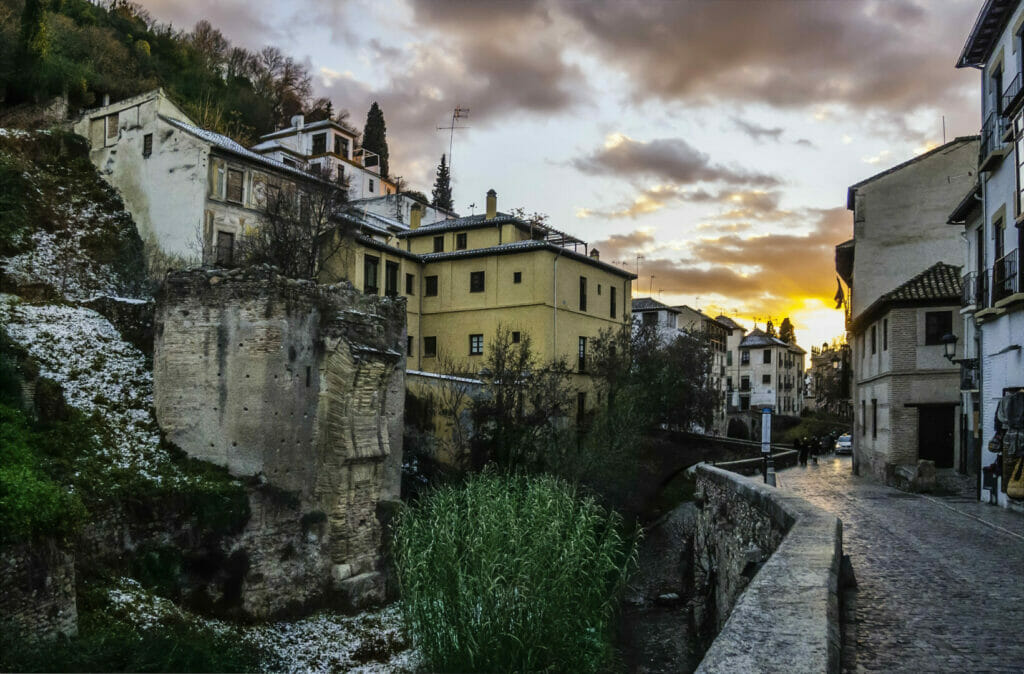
[
  {"x1": 362, "y1": 101, "x2": 389, "y2": 179},
  {"x1": 779, "y1": 317, "x2": 795, "y2": 344},
  {"x1": 431, "y1": 154, "x2": 453, "y2": 211},
  {"x1": 765, "y1": 319, "x2": 777, "y2": 338}
]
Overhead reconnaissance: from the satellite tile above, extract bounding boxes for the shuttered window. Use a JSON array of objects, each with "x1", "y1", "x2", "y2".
[{"x1": 226, "y1": 169, "x2": 244, "y2": 203}]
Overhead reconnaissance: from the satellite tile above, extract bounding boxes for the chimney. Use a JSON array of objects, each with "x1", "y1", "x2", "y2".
[
  {"x1": 291, "y1": 114, "x2": 305, "y2": 130},
  {"x1": 485, "y1": 189, "x2": 497, "y2": 220},
  {"x1": 410, "y1": 203, "x2": 422, "y2": 229},
  {"x1": 102, "y1": 94, "x2": 110, "y2": 107},
  {"x1": 589, "y1": 248, "x2": 600, "y2": 261}
]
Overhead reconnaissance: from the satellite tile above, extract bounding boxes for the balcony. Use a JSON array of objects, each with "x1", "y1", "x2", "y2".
[
  {"x1": 980, "y1": 111, "x2": 1009, "y2": 171},
  {"x1": 993, "y1": 249, "x2": 1024, "y2": 308},
  {"x1": 1004, "y1": 72, "x2": 1024, "y2": 118},
  {"x1": 961, "y1": 271, "x2": 978, "y2": 309}
]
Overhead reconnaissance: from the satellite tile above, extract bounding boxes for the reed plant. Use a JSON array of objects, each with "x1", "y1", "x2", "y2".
[{"x1": 393, "y1": 470, "x2": 636, "y2": 672}]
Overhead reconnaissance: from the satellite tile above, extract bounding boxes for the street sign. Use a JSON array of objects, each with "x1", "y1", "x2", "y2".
[{"x1": 761, "y1": 408, "x2": 771, "y2": 454}]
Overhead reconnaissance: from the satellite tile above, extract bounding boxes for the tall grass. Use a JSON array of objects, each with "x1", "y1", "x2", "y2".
[{"x1": 394, "y1": 471, "x2": 636, "y2": 672}]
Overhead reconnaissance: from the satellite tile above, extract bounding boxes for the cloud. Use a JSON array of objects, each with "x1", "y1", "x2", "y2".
[
  {"x1": 572, "y1": 134, "x2": 780, "y2": 187},
  {"x1": 592, "y1": 207, "x2": 851, "y2": 314},
  {"x1": 559, "y1": 0, "x2": 978, "y2": 120},
  {"x1": 139, "y1": 0, "x2": 283, "y2": 51},
  {"x1": 580, "y1": 186, "x2": 787, "y2": 221},
  {"x1": 862, "y1": 149, "x2": 892, "y2": 165},
  {"x1": 732, "y1": 117, "x2": 784, "y2": 142},
  {"x1": 588, "y1": 229, "x2": 659, "y2": 263},
  {"x1": 794, "y1": 138, "x2": 817, "y2": 148}
]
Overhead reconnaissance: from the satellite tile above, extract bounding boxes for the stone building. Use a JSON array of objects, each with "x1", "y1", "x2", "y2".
[
  {"x1": 809, "y1": 341, "x2": 852, "y2": 419},
  {"x1": 838, "y1": 136, "x2": 978, "y2": 482},
  {"x1": 952, "y1": 0, "x2": 1024, "y2": 509},
  {"x1": 153, "y1": 267, "x2": 405, "y2": 616}
]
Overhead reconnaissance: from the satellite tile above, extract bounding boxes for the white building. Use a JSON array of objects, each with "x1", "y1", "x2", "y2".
[
  {"x1": 631, "y1": 297, "x2": 682, "y2": 340},
  {"x1": 837, "y1": 136, "x2": 978, "y2": 483},
  {"x1": 954, "y1": 0, "x2": 1024, "y2": 509},
  {"x1": 735, "y1": 328, "x2": 805, "y2": 416},
  {"x1": 72, "y1": 89, "x2": 327, "y2": 264},
  {"x1": 345, "y1": 194, "x2": 456, "y2": 230},
  {"x1": 251, "y1": 117, "x2": 396, "y2": 200}
]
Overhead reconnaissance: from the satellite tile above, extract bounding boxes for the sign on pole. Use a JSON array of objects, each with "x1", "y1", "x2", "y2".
[{"x1": 761, "y1": 408, "x2": 772, "y2": 454}]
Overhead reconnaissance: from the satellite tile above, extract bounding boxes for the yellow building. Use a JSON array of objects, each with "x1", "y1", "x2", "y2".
[{"x1": 320, "y1": 190, "x2": 636, "y2": 414}]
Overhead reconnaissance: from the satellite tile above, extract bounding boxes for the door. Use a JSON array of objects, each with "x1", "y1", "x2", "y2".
[{"x1": 918, "y1": 405, "x2": 955, "y2": 469}]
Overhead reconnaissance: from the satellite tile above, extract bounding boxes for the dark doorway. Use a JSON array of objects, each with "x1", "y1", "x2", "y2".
[{"x1": 918, "y1": 405, "x2": 955, "y2": 469}]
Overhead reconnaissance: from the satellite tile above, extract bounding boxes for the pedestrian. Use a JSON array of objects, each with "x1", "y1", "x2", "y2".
[
  {"x1": 810, "y1": 436, "x2": 819, "y2": 465},
  {"x1": 795, "y1": 436, "x2": 805, "y2": 466}
]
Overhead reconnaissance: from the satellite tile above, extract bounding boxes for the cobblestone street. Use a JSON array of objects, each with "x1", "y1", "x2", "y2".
[{"x1": 777, "y1": 457, "x2": 1024, "y2": 673}]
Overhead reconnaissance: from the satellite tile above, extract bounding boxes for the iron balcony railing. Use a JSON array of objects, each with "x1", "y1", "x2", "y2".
[
  {"x1": 1004, "y1": 72, "x2": 1024, "y2": 117},
  {"x1": 980, "y1": 110, "x2": 1008, "y2": 164},
  {"x1": 962, "y1": 271, "x2": 978, "y2": 307},
  {"x1": 978, "y1": 269, "x2": 991, "y2": 309},
  {"x1": 993, "y1": 249, "x2": 1019, "y2": 303}
]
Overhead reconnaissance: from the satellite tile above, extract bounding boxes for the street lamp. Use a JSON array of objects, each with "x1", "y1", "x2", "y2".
[
  {"x1": 831, "y1": 354, "x2": 840, "y2": 370},
  {"x1": 941, "y1": 332, "x2": 958, "y2": 363}
]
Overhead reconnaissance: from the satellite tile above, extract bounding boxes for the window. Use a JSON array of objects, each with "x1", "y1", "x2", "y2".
[
  {"x1": 456, "y1": 232, "x2": 468, "y2": 250},
  {"x1": 385, "y1": 261, "x2": 399, "y2": 297},
  {"x1": 334, "y1": 134, "x2": 349, "y2": 157},
  {"x1": 309, "y1": 162, "x2": 321, "y2": 176},
  {"x1": 106, "y1": 112, "x2": 118, "y2": 139},
  {"x1": 469, "y1": 334, "x2": 483, "y2": 356},
  {"x1": 406, "y1": 336, "x2": 413, "y2": 357},
  {"x1": 512, "y1": 331, "x2": 521, "y2": 343},
  {"x1": 424, "y1": 337, "x2": 437, "y2": 358},
  {"x1": 513, "y1": 271, "x2": 522, "y2": 284},
  {"x1": 1016, "y1": 114, "x2": 1024, "y2": 216},
  {"x1": 861, "y1": 400, "x2": 866, "y2": 436},
  {"x1": 425, "y1": 275, "x2": 438, "y2": 296},
  {"x1": 226, "y1": 168, "x2": 244, "y2": 204},
  {"x1": 643, "y1": 312, "x2": 658, "y2": 326},
  {"x1": 727, "y1": 376, "x2": 733, "y2": 390},
  {"x1": 405, "y1": 273, "x2": 415, "y2": 295},
  {"x1": 470, "y1": 271, "x2": 485, "y2": 293},
  {"x1": 312, "y1": 133, "x2": 326, "y2": 155},
  {"x1": 433, "y1": 236, "x2": 444, "y2": 253},
  {"x1": 142, "y1": 133, "x2": 153, "y2": 158},
  {"x1": 363, "y1": 255, "x2": 379, "y2": 294},
  {"x1": 741, "y1": 350, "x2": 750, "y2": 365},
  {"x1": 762, "y1": 374, "x2": 771, "y2": 385},
  {"x1": 740, "y1": 375, "x2": 750, "y2": 391},
  {"x1": 597, "y1": 284, "x2": 602, "y2": 295},
  {"x1": 727, "y1": 350, "x2": 733, "y2": 366},
  {"x1": 578, "y1": 336, "x2": 587, "y2": 372},
  {"x1": 368, "y1": 178, "x2": 375, "y2": 193},
  {"x1": 924, "y1": 311, "x2": 952, "y2": 345},
  {"x1": 283, "y1": 157, "x2": 298, "y2": 168},
  {"x1": 871, "y1": 399, "x2": 878, "y2": 439},
  {"x1": 215, "y1": 231, "x2": 234, "y2": 266},
  {"x1": 610, "y1": 286, "x2": 617, "y2": 319},
  {"x1": 740, "y1": 395, "x2": 750, "y2": 411},
  {"x1": 579, "y1": 277, "x2": 588, "y2": 311},
  {"x1": 763, "y1": 349, "x2": 772, "y2": 364},
  {"x1": 871, "y1": 325, "x2": 877, "y2": 354},
  {"x1": 883, "y1": 318, "x2": 888, "y2": 351}
]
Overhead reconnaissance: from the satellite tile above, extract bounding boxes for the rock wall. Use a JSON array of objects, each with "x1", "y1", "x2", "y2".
[
  {"x1": 693, "y1": 464, "x2": 842, "y2": 673},
  {"x1": 0, "y1": 540, "x2": 77, "y2": 642},
  {"x1": 153, "y1": 267, "x2": 405, "y2": 618}
]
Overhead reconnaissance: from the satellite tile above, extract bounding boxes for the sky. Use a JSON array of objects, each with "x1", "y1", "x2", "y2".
[{"x1": 139, "y1": 0, "x2": 984, "y2": 350}]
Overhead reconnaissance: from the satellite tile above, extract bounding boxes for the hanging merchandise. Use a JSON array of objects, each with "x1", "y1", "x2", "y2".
[
  {"x1": 997, "y1": 390, "x2": 1024, "y2": 459},
  {"x1": 1007, "y1": 458, "x2": 1024, "y2": 500}
]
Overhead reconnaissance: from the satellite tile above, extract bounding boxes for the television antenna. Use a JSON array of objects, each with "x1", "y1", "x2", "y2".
[{"x1": 437, "y1": 105, "x2": 470, "y2": 184}]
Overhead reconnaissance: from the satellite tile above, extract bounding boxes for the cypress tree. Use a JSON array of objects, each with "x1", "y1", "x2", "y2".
[
  {"x1": 431, "y1": 154, "x2": 453, "y2": 211},
  {"x1": 362, "y1": 101, "x2": 390, "y2": 179},
  {"x1": 779, "y1": 317, "x2": 795, "y2": 344},
  {"x1": 19, "y1": 0, "x2": 48, "y2": 64}
]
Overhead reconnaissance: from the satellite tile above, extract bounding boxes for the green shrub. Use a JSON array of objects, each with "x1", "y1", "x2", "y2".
[{"x1": 394, "y1": 470, "x2": 636, "y2": 673}]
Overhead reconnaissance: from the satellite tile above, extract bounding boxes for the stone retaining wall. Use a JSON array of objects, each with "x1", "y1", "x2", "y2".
[
  {"x1": 693, "y1": 464, "x2": 842, "y2": 673},
  {"x1": 0, "y1": 539, "x2": 77, "y2": 642}
]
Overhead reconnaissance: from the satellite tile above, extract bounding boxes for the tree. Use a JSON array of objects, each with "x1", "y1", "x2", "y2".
[
  {"x1": 237, "y1": 167, "x2": 350, "y2": 279},
  {"x1": 779, "y1": 317, "x2": 795, "y2": 344},
  {"x1": 431, "y1": 153, "x2": 453, "y2": 211},
  {"x1": 362, "y1": 101, "x2": 389, "y2": 179},
  {"x1": 765, "y1": 318, "x2": 777, "y2": 338}
]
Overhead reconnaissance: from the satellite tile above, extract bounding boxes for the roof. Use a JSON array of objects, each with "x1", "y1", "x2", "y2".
[
  {"x1": 161, "y1": 116, "x2": 321, "y2": 183},
  {"x1": 420, "y1": 240, "x2": 637, "y2": 278},
  {"x1": 258, "y1": 118, "x2": 357, "y2": 142},
  {"x1": 947, "y1": 182, "x2": 983, "y2": 224},
  {"x1": 714, "y1": 315, "x2": 745, "y2": 331},
  {"x1": 400, "y1": 212, "x2": 586, "y2": 248},
  {"x1": 739, "y1": 327, "x2": 804, "y2": 352},
  {"x1": 845, "y1": 136, "x2": 980, "y2": 209},
  {"x1": 851, "y1": 262, "x2": 962, "y2": 332},
  {"x1": 957, "y1": 0, "x2": 1018, "y2": 68},
  {"x1": 632, "y1": 297, "x2": 679, "y2": 313}
]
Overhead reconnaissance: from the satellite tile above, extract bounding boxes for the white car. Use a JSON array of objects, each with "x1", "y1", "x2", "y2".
[{"x1": 835, "y1": 433, "x2": 852, "y2": 455}]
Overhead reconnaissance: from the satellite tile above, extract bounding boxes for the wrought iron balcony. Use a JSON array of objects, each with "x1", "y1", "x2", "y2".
[
  {"x1": 978, "y1": 269, "x2": 991, "y2": 309},
  {"x1": 961, "y1": 271, "x2": 978, "y2": 308},
  {"x1": 1004, "y1": 72, "x2": 1024, "y2": 117},
  {"x1": 993, "y1": 249, "x2": 1019, "y2": 303},
  {"x1": 980, "y1": 111, "x2": 1008, "y2": 169}
]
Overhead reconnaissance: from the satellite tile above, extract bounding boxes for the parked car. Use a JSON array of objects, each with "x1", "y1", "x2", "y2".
[{"x1": 835, "y1": 433, "x2": 852, "y2": 455}]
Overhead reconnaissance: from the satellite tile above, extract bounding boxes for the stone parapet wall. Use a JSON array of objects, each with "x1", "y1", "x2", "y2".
[
  {"x1": 694, "y1": 465, "x2": 842, "y2": 673},
  {"x1": 153, "y1": 266, "x2": 406, "y2": 618}
]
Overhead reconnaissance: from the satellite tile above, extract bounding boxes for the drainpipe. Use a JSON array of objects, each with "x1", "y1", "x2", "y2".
[{"x1": 978, "y1": 177, "x2": 988, "y2": 501}]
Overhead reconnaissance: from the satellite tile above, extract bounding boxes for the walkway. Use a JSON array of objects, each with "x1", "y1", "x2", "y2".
[{"x1": 777, "y1": 457, "x2": 1024, "y2": 673}]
